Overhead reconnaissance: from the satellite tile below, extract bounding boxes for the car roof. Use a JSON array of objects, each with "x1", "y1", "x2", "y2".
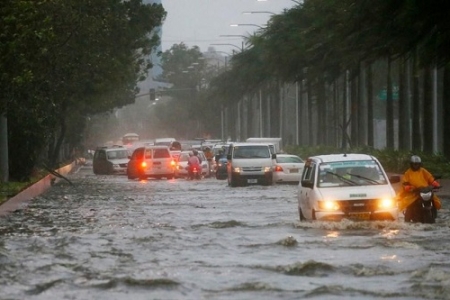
[
  {"x1": 277, "y1": 154, "x2": 301, "y2": 158},
  {"x1": 229, "y1": 142, "x2": 271, "y2": 147},
  {"x1": 308, "y1": 153, "x2": 376, "y2": 163}
]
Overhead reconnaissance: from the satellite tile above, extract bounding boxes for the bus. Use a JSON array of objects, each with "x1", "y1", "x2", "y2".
[{"x1": 122, "y1": 133, "x2": 139, "y2": 145}]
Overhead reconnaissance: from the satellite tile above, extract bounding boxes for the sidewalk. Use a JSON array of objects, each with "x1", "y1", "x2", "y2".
[{"x1": 0, "y1": 162, "x2": 79, "y2": 217}]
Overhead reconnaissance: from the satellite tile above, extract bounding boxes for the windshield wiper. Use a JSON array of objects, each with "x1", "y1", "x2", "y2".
[
  {"x1": 346, "y1": 173, "x2": 381, "y2": 185},
  {"x1": 325, "y1": 171, "x2": 358, "y2": 186}
]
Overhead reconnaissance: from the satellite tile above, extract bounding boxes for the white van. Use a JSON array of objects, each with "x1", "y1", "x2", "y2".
[
  {"x1": 127, "y1": 145, "x2": 176, "y2": 180},
  {"x1": 298, "y1": 153, "x2": 400, "y2": 221},
  {"x1": 226, "y1": 143, "x2": 276, "y2": 187}
]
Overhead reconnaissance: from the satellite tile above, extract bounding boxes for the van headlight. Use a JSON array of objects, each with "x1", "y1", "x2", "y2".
[
  {"x1": 378, "y1": 197, "x2": 395, "y2": 209},
  {"x1": 318, "y1": 200, "x2": 340, "y2": 211},
  {"x1": 264, "y1": 166, "x2": 272, "y2": 172},
  {"x1": 233, "y1": 167, "x2": 242, "y2": 173}
]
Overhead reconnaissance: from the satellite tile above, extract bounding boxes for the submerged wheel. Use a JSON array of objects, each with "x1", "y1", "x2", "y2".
[
  {"x1": 299, "y1": 207, "x2": 306, "y2": 221},
  {"x1": 422, "y1": 208, "x2": 435, "y2": 224}
]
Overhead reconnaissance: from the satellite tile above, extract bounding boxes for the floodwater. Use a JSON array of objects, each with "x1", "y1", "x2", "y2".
[{"x1": 1, "y1": 166, "x2": 450, "y2": 300}]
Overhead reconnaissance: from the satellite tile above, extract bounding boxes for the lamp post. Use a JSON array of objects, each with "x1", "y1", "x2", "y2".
[
  {"x1": 230, "y1": 23, "x2": 266, "y2": 29},
  {"x1": 210, "y1": 43, "x2": 243, "y2": 52},
  {"x1": 242, "y1": 11, "x2": 276, "y2": 15}
]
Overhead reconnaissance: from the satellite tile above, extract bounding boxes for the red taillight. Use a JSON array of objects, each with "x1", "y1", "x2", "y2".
[
  {"x1": 274, "y1": 165, "x2": 283, "y2": 172},
  {"x1": 141, "y1": 161, "x2": 147, "y2": 168}
]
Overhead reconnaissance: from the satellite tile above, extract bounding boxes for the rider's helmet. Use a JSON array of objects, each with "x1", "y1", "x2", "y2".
[
  {"x1": 193, "y1": 149, "x2": 198, "y2": 156},
  {"x1": 189, "y1": 151, "x2": 194, "y2": 157},
  {"x1": 410, "y1": 155, "x2": 422, "y2": 171}
]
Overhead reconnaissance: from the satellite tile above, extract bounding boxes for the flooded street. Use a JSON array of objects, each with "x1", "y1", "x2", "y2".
[{"x1": 1, "y1": 166, "x2": 450, "y2": 300}]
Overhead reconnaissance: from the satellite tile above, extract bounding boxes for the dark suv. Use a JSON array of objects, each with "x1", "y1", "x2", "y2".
[{"x1": 93, "y1": 146, "x2": 129, "y2": 175}]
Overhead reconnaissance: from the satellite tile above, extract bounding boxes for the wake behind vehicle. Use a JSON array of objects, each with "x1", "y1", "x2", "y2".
[{"x1": 298, "y1": 153, "x2": 400, "y2": 221}]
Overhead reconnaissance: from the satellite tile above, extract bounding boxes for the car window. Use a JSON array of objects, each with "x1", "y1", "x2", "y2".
[
  {"x1": 107, "y1": 150, "x2": 128, "y2": 159},
  {"x1": 132, "y1": 148, "x2": 144, "y2": 160},
  {"x1": 97, "y1": 151, "x2": 106, "y2": 160},
  {"x1": 154, "y1": 148, "x2": 170, "y2": 158},
  {"x1": 233, "y1": 146, "x2": 270, "y2": 159},
  {"x1": 144, "y1": 149, "x2": 153, "y2": 159}
]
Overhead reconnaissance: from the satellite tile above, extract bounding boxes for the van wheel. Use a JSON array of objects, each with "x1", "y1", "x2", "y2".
[
  {"x1": 127, "y1": 171, "x2": 136, "y2": 180},
  {"x1": 299, "y1": 208, "x2": 306, "y2": 221},
  {"x1": 230, "y1": 175, "x2": 239, "y2": 187}
]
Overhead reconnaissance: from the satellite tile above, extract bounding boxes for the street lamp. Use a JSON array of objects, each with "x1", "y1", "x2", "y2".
[
  {"x1": 242, "y1": 11, "x2": 276, "y2": 15},
  {"x1": 230, "y1": 23, "x2": 266, "y2": 29},
  {"x1": 210, "y1": 43, "x2": 242, "y2": 52}
]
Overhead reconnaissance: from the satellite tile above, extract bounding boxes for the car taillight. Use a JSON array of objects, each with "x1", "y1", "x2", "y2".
[
  {"x1": 141, "y1": 161, "x2": 147, "y2": 168},
  {"x1": 274, "y1": 165, "x2": 283, "y2": 172}
]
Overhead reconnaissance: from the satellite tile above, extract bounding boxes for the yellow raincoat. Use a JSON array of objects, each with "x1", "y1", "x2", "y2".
[{"x1": 397, "y1": 167, "x2": 441, "y2": 211}]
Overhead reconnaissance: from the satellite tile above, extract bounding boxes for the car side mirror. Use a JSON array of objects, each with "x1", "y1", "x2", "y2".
[
  {"x1": 271, "y1": 153, "x2": 276, "y2": 159},
  {"x1": 301, "y1": 180, "x2": 314, "y2": 188},
  {"x1": 389, "y1": 175, "x2": 401, "y2": 184}
]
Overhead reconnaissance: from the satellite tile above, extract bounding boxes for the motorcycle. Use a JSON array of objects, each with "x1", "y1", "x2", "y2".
[
  {"x1": 187, "y1": 163, "x2": 202, "y2": 180},
  {"x1": 403, "y1": 185, "x2": 440, "y2": 224}
]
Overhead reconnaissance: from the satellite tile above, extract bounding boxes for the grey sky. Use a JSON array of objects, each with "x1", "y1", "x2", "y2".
[{"x1": 161, "y1": 0, "x2": 298, "y2": 54}]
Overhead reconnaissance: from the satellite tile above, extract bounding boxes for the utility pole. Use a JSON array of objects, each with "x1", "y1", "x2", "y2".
[{"x1": 0, "y1": 114, "x2": 9, "y2": 182}]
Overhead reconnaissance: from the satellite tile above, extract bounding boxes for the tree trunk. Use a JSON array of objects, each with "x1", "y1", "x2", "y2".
[
  {"x1": 443, "y1": 65, "x2": 450, "y2": 159},
  {"x1": 411, "y1": 53, "x2": 421, "y2": 151},
  {"x1": 386, "y1": 56, "x2": 395, "y2": 149},
  {"x1": 422, "y1": 66, "x2": 433, "y2": 153},
  {"x1": 366, "y1": 62, "x2": 374, "y2": 148},
  {"x1": 350, "y1": 70, "x2": 358, "y2": 147},
  {"x1": 398, "y1": 56, "x2": 409, "y2": 150}
]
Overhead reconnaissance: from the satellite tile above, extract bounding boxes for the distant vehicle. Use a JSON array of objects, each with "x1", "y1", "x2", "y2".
[
  {"x1": 245, "y1": 137, "x2": 282, "y2": 154},
  {"x1": 93, "y1": 146, "x2": 129, "y2": 175},
  {"x1": 122, "y1": 133, "x2": 139, "y2": 146},
  {"x1": 127, "y1": 145, "x2": 176, "y2": 180},
  {"x1": 298, "y1": 153, "x2": 400, "y2": 221},
  {"x1": 226, "y1": 143, "x2": 276, "y2": 187},
  {"x1": 273, "y1": 154, "x2": 305, "y2": 184}
]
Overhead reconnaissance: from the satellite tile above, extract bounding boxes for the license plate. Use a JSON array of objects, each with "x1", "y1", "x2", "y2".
[
  {"x1": 247, "y1": 179, "x2": 257, "y2": 184},
  {"x1": 290, "y1": 168, "x2": 299, "y2": 173},
  {"x1": 348, "y1": 212, "x2": 370, "y2": 220}
]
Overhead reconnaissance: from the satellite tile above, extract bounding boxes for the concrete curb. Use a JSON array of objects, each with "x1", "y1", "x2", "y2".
[{"x1": 0, "y1": 162, "x2": 77, "y2": 217}]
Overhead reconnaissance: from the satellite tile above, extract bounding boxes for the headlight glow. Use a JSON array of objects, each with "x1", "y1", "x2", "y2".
[
  {"x1": 264, "y1": 166, "x2": 272, "y2": 172},
  {"x1": 378, "y1": 197, "x2": 394, "y2": 209},
  {"x1": 233, "y1": 167, "x2": 242, "y2": 173},
  {"x1": 319, "y1": 200, "x2": 340, "y2": 211}
]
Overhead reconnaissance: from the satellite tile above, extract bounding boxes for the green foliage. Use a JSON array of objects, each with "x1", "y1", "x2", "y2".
[{"x1": 285, "y1": 145, "x2": 450, "y2": 178}]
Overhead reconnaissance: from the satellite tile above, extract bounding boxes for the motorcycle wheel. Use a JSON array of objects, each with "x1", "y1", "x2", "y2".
[
  {"x1": 404, "y1": 207, "x2": 413, "y2": 222},
  {"x1": 422, "y1": 208, "x2": 436, "y2": 224}
]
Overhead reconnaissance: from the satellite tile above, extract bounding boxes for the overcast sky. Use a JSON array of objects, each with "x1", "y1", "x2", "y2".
[{"x1": 161, "y1": 0, "x2": 298, "y2": 54}]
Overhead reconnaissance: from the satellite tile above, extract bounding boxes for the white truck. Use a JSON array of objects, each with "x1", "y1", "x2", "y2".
[{"x1": 245, "y1": 137, "x2": 282, "y2": 154}]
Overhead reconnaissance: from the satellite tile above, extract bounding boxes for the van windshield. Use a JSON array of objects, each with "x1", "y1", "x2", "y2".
[
  {"x1": 318, "y1": 160, "x2": 387, "y2": 187},
  {"x1": 233, "y1": 146, "x2": 270, "y2": 159}
]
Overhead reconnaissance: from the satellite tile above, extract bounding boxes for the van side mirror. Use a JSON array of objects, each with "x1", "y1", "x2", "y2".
[
  {"x1": 389, "y1": 175, "x2": 401, "y2": 184},
  {"x1": 301, "y1": 180, "x2": 314, "y2": 188},
  {"x1": 271, "y1": 153, "x2": 276, "y2": 159}
]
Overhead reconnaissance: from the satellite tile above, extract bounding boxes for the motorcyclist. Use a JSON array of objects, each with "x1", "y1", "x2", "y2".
[
  {"x1": 400, "y1": 155, "x2": 441, "y2": 210},
  {"x1": 187, "y1": 151, "x2": 201, "y2": 179},
  {"x1": 188, "y1": 151, "x2": 200, "y2": 166}
]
